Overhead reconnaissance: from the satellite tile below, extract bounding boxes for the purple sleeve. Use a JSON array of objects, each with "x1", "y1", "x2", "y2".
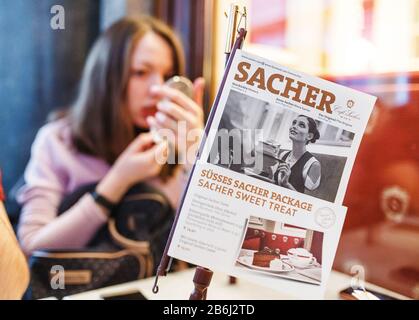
[{"x1": 17, "y1": 126, "x2": 107, "y2": 256}]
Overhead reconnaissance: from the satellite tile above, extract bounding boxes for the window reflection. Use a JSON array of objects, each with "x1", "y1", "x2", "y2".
[
  {"x1": 214, "y1": 0, "x2": 419, "y2": 298},
  {"x1": 244, "y1": 0, "x2": 419, "y2": 75}
]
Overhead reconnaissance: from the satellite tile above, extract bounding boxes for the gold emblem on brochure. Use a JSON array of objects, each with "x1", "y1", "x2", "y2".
[{"x1": 347, "y1": 99, "x2": 355, "y2": 108}]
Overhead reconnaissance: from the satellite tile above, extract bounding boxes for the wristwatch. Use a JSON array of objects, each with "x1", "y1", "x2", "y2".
[{"x1": 90, "y1": 191, "x2": 117, "y2": 212}]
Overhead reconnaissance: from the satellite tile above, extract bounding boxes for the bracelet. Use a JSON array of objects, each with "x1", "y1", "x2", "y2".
[{"x1": 90, "y1": 191, "x2": 117, "y2": 212}]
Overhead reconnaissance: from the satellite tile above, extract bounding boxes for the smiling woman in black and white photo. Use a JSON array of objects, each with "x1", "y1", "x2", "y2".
[{"x1": 274, "y1": 115, "x2": 321, "y2": 193}]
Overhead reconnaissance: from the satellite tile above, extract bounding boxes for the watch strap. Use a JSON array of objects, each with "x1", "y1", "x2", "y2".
[{"x1": 90, "y1": 191, "x2": 117, "y2": 213}]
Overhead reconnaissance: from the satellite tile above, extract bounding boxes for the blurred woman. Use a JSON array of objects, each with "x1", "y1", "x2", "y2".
[{"x1": 17, "y1": 16, "x2": 204, "y2": 256}]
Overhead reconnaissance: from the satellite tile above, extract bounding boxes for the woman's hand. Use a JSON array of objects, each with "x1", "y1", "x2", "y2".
[
  {"x1": 96, "y1": 133, "x2": 168, "y2": 203},
  {"x1": 277, "y1": 162, "x2": 292, "y2": 187},
  {"x1": 146, "y1": 77, "x2": 205, "y2": 168}
]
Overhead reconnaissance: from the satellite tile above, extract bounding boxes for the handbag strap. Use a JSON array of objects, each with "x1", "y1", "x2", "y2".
[{"x1": 108, "y1": 219, "x2": 150, "y2": 254}]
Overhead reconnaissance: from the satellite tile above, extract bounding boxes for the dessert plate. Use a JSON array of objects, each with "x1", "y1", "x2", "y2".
[{"x1": 236, "y1": 256, "x2": 294, "y2": 273}]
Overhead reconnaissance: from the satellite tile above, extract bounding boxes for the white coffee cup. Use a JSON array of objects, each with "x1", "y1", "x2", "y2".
[{"x1": 287, "y1": 248, "x2": 316, "y2": 268}]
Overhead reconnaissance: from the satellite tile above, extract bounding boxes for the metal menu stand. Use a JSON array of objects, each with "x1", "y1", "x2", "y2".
[{"x1": 153, "y1": 5, "x2": 247, "y2": 300}]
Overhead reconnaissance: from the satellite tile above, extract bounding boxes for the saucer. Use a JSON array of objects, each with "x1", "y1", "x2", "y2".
[
  {"x1": 236, "y1": 256, "x2": 294, "y2": 273},
  {"x1": 286, "y1": 258, "x2": 319, "y2": 269}
]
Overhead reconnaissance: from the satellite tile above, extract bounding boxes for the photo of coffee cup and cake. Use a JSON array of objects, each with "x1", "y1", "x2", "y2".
[{"x1": 236, "y1": 216, "x2": 324, "y2": 285}]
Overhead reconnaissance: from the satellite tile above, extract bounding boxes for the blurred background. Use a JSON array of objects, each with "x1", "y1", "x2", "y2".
[{"x1": 0, "y1": 0, "x2": 418, "y2": 298}]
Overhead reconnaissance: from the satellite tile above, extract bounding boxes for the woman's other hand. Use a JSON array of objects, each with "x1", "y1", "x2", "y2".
[
  {"x1": 97, "y1": 133, "x2": 168, "y2": 203},
  {"x1": 146, "y1": 77, "x2": 205, "y2": 166}
]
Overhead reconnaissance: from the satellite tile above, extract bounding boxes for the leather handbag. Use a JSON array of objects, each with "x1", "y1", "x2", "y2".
[{"x1": 27, "y1": 183, "x2": 174, "y2": 299}]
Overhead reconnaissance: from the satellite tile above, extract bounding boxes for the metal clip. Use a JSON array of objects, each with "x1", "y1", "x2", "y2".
[
  {"x1": 224, "y1": 4, "x2": 240, "y2": 54},
  {"x1": 236, "y1": 6, "x2": 247, "y2": 33}
]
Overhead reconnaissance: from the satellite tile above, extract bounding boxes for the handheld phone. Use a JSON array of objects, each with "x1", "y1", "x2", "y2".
[
  {"x1": 165, "y1": 75, "x2": 194, "y2": 98},
  {"x1": 151, "y1": 75, "x2": 195, "y2": 180},
  {"x1": 151, "y1": 75, "x2": 194, "y2": 144}
]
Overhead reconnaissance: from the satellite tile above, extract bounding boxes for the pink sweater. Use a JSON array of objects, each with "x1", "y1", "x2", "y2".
[{"x1": 17, "y1": 119, "x2": 188, "y2": 255}]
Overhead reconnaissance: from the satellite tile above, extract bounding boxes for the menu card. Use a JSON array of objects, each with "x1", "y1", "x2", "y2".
[{"x1": 165, "y1": 50, "x2": 376, "y2": 299}]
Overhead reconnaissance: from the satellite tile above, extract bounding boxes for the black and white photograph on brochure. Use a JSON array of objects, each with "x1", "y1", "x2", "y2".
[{"x1": 208, "y1": 90, "x2": 355, "y2": 203}]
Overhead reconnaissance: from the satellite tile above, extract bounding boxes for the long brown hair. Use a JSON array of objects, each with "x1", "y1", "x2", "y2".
[{"x1": 70, "y1": 16, "x2": 185, "y2": 164}]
